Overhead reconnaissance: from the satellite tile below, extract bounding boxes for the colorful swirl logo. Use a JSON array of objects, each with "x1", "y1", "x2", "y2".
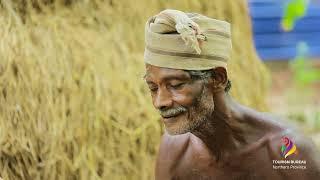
[{"x1": 281, "y1": 136, "x2": 298, "y2": 158}]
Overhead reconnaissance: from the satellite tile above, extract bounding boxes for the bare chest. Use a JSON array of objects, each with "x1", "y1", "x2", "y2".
[{"x1": 171, "y1": 140, "x2": 282, "y2": 180}]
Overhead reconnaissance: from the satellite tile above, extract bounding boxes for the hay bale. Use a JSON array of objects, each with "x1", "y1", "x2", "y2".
[{"x1": 0, "y1": 0, "x2": 270, "y2": 179}]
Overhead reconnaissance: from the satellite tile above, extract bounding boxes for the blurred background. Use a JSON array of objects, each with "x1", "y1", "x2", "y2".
[
  {"x1": 249, "y1": 0, "x2": 320, "y2": 148},
  {"x1": 0, "y1": 0, "x2": 319, "y2": 179}
]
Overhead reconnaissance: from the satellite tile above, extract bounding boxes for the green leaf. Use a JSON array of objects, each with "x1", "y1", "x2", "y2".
[{"x1": 282, "y1": 0, "x2": 309, "y2": 31}]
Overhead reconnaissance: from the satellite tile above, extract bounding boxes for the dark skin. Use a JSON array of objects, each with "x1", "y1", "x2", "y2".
[{"x1": 144, "y1": 64, "x2": 320, "y2": 180}]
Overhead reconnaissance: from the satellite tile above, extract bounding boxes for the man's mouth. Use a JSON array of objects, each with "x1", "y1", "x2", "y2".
[
  {"x1": 159, "y1": 107, "x2": 187, "y2": 119},
  {"x1": 162, "y1": 112, "x2": 183, "y2": 118}
]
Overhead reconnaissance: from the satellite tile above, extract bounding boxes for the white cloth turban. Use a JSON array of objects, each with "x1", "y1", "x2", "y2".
[{"x1": 144, "y1": 9, "x2": 232, "y2": 70}]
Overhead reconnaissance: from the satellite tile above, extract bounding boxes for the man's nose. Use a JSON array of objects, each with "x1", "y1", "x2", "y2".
[{"x1": 153, "y1": 88, "x2": 173, "y2": 111}]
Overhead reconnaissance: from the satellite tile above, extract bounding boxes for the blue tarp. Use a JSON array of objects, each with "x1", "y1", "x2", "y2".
[{"x1": 249, "y1": 0, "x2": 320, "y2": 60}]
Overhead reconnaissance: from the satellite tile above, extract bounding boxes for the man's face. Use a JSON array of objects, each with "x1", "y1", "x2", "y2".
[{"x1": 144, "y1": 64, "x2": 215, "y2": 135}]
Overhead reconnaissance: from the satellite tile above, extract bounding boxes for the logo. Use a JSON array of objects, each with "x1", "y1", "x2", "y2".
[{"x1": 281, "y1": 136, "x2": 298, "y2": 158}]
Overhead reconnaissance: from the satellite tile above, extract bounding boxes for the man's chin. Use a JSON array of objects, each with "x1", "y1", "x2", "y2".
[
  {"x1": 161, "y1": 114, "x2": 186, "y2": 135},
  {"x1": 164, "y1": 123, "x2": 190, "y2": 135},
  {"x1": 164, "y1": 117, "x2": 208, "y2": 135}
]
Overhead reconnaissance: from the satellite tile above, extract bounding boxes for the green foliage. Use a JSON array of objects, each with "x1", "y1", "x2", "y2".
[
  {"x1": 289, "y1": 42, "x2": 320, "y2": 87},
  {"x1": 281, "y1": 1, "x2": 320, "y2": 136},
  {"x1": 286, "y1": 44, "x2": 320, "y2": 133},
  {"x1": 282, "y1": 0, "x2": 309, "y2": 31}
]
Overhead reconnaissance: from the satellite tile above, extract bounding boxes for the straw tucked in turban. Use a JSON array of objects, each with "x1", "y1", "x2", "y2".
[{"x1": 144, "y1": 9, "x2": 232, "y2": 70}]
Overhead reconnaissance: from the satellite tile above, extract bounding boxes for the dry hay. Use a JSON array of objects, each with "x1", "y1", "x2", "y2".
[{"x1": 0, "y1": 0, "x2": 270, "y2": 179}]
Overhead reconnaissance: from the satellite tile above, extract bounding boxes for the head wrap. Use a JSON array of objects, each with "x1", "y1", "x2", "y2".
[{"x1": 144, "y1": 9, "x2": 232, "y2": 70}]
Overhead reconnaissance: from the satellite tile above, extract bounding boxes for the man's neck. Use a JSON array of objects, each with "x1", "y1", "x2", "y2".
[{"x1": 191, "y1": 92, "x2": 248, "y2": 162}]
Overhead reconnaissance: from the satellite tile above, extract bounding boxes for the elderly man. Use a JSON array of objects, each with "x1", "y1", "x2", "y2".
[{"x1": 143, "y1": 9, "x2": 320, "y2": 180}]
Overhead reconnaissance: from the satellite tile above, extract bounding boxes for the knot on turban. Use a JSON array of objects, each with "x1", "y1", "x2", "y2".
[
  {"x1": 151, "y1": 9, "x2": 206, "y2": 54},
  {"x1": 144, "y1": 9, "x2": 232, "y2": 70}
]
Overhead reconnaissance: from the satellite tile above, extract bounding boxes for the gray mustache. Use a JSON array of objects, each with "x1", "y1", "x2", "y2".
[{"x1": 159, "y1": 106, "x2": 187, "y2": 118}]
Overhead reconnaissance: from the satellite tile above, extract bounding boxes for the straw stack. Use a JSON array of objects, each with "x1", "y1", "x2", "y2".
[{"x1": 0, "y1": 0, "x2": 270, "y2": 179}]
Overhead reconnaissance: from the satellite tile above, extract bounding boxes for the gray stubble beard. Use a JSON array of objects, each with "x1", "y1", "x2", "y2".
[{"x1": 169, "y1": 86, "x2": 215, "y2": 135}]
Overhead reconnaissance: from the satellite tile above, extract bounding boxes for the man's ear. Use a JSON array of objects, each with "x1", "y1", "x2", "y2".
[{"x1": 209, "y1": 67, "x2": 228, "y2": 92}]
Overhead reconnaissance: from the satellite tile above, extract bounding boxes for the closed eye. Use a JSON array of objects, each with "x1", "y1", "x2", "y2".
[
  {"x1": 149, "y1": 86, "x2": 158, "y2": 92},
  {"x1": 147, "y1": 84, "x2": 158, "y2": 92},
  {"x1": 169, "y1": 82, "x2": 186, "y2": 89}
]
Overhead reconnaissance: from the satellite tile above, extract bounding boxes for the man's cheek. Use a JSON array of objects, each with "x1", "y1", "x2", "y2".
[{"x1": 172, "y1": 91, "x2": 201, "y2": 106}]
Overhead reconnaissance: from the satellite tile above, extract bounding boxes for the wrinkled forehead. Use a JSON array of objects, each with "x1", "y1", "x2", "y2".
[{"x1": 144, "y1": 64, "x2": 191, "y2": 81}]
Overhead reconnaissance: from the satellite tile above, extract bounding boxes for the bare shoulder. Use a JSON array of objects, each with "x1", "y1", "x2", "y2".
[
  {"x1": 267, "y1": 127, "x2": 320, "y2": 178},
  {"x1": 155, "y1": 132, "x2": 216, "y2": 179},
  {"x1": 267, "y1": 128, "x2": 318, "y2": 155},
  {"x1": 253, "y1": 111, "x2": 320, "y2": 161},
  {"x1": 155, "y1": 132, "x2": 192, "y2": 179},
  {"x1": 246, "y1": 111, "x2": 320, "y2": 178},
  {"x1": 259, "y1": 112, "x2": 320, "y2": 162}
]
